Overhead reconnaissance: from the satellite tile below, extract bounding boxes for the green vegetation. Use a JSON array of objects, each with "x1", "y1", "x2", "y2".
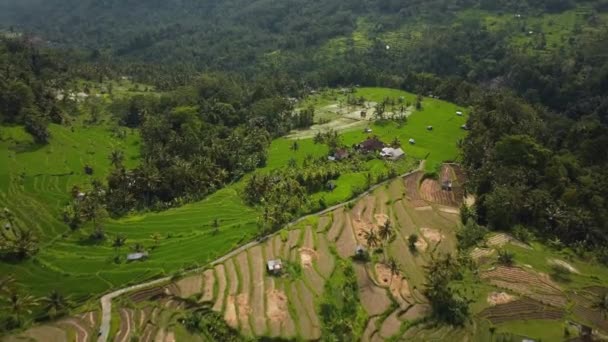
[{"x1": 319, "y1": 260, "x2": 367, "y2": 341}]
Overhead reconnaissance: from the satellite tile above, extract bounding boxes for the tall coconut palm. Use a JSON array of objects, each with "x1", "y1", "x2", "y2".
[
  {"x1": 388, "y1": 257, "x2": 400, "y2": 285},
  {"x1": 41, "y1": 290, "x2": 70, "y2": 319},
  {"x1": 108, "y1": 149, "x2": 125, "y2": 168},
  {"x1": 3, "y1": 289, "x2": 38, "y2": 324},
  {"x1": 0, "y1": 275, "x2": 15, "y2": 295},
  {"x1": 378, "y1": 220, "x2": 393, "y2": 242},
  {"x1": 363, "y1": 228, "x2": 380, "y2": 249}
]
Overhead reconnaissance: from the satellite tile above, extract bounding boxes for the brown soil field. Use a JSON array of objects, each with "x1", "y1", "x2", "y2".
[
  {"x1": 57, "y1": 318, "x2": 89, "y2": 342},
  {"x1": 403, "y1": 171, "x2": 427, "y2": 207},
  {"x1": 288, "y1": 282, "x2": 315, "y2": 339},
  {"x1": 175, "y1": 274, "x2": 202, "y2": 299},
  {"x1": 297, "y1": 281, "x2": 322, "y2": 340},
  {"x1": 154, "y1": 329, "x2": 166, "y2": 342},
  {"x1": 302, "y1": 225, "x2": 315, "y2": 249},
  {"x1": 212, "y1": 264, "x2": 227, "y2": 312},
  {"x1": 388, "y1": 232, "x2": 426, "y2": 288},
  {"x1": 399, "y1": 303, "x2": 431, "y2": 321},
  {"x1": 378, "y1": 310, "x2": 402, "y2": 339},
  {"x1": 200, "y1": 269, "x2": 215, "y2": 303},
  {"x1": 224, "y1": 295, "x2": 239, "y2": 329},
  {"x1": 235, "y1": 252, "x2": 253, "y2": 335},
  {"x1": 248, "y1": 246, "x2": 267, "y2": 336},
  {"x1": 354, "y1": 263, "x2": 391, "y2": 315},
  {"x1": 299, "y1": 247, "x2": 317, "y2": 268},
  {"x1": 5, "y1": 325, "x2": 67, "y2": 342},
  {"x1": 374, "y1": 263, "x2": 395, "y2": 286},
  {"x1": 236, "y1": 293, "x2": 252, "y2": 335},
  {"x1": 585, "y1": 286, "x2": 608, "y2": 297},
  {"x1": 266, "y1": 284, "x2": 289, "y2": 336},
  {"x1": 392, "y1": 200, "x2": 417, "y2": 236},
  {"x1": 303, "y1": 263, "x2": 326, "y2": 295},
  {"x1": 487, "y1": 233, "x2": 530, "y2": 249},
  {"x1": 327, "y1": 208, "x2": 345, "y2": 242},
  {"x1": 129, "y1": 286, "x2": 164, "y2": 303},
  {"x1": 420, "y1": 178, "x2": 458, "y2": 207},
  {"x1": 362, "y1": 317, "x2": 380, "y2": 342},
  {"x1": 115, "y1": 308, "x2": 133, "y2": 342},
  {"x1": 480, "y1": 298, "x2": 564, "y2": 324},
  {"x1": 572, "y1": 305, "x2": 608, "y2": 333},
  {"x1": 285, "y1": 229, "x2": 302, "y2": 261},
  {"x1": 275, "y1": 282, "x2": 297, "y2": 338},
  {"x1": 315, "y1": 233, "x2": 335, "y2": 279},
  {"x1": 140, "y1": 323, "x2": 156, "y2": 342},
  {"x1": 336, "y1": 213, "x2": 358, "y2": 259},
  {"x1": 482, "y1": 266, "x2": 566, "y2": 307},
  {"x1": 487, "y1": 292, "x2": 517, "y2": 305},
  {"x1": 80, "y1": 311, "x2": 97, "y2": 329},
  {"x1": 317, "y1": 215, "x2": 331, "y2": 232},
  {"x1": 150, "y1": 307, "x2": 160, "y2": 325},
  {"x1": 271, "y1": 234, "x2": 283, "y2": 260},
  {"x1": 470, "y1": 247, "x2": 495, "y2": 261}
]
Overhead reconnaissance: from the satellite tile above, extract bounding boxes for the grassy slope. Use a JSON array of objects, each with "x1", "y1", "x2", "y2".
[{"x1": 0, "y1": 87, "x2": 465, "y2": 304}]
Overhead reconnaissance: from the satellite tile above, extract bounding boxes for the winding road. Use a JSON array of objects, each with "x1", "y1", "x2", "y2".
[{"x1": 97, "y1": 163, "x2": 423, "y2": 342}]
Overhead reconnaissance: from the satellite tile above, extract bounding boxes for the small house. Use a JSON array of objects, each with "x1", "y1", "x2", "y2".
[
  {"x1": 126, "y1": 252, "x2": 148, "y2": 262},
  {"x1": 456, "y1": 111, "x2": 463, "y2": 116},
  {"x1": 4, "y1": 223, "x2": 11, "y2": 230},
  {"x1": 364, "y1": 127, "x2": 372, "y2": 133},
  {"x1": 427, "y1": 126, "x2": 433, "y2": 131},
  {"x1": 380, "y1": 147, "x2": 405, "y2": 161},
  {"x1": 77, "y1": 192, "x2": 86, "y2": 201},
  {"x1": 267, "y1": 259, "x2": 283, "y2": 275},
  {"x1": 460, "y1": 124, "x2": 470, "y2": 131},
  {"x1": 408, "y1": 138, "x2": 416, "y2": 145},
  {"x1": 358, "y1": 137, "x2": 385, "y2": 153},
  {"x1": 327, "y1": 181, "x2": 336, "y2": 191},
  {"x1": 334, "y1": 148, "x2": 350, "y2": 161},
  {"x1": 355, "y1": 245, "x2": 366, "y2": 256}
]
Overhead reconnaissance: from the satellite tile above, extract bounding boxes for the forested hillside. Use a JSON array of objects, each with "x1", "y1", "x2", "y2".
[{"x1": 1, "y1": 0, "x2": 608, "y2": 339}]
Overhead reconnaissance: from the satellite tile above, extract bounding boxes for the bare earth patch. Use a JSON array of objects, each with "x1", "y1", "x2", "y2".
[
  {"x1": 374, "y1": 213, "x2": 389, "y2": 228},
  {"x1": 299, "y1": 247, "x2": 317, "y2": 268},
  {"x1": 266, "y1": 289, "x2": 289, "y2": 323},
  {"x1": 487, "y1": 292, "x2": 517, "y2": 306},
  {"x1": 175, "y1": 275, "x2": 202, "y2": 299},
  {"x1": 399, "y1": 304, "x2": 431, "y2": 321},
  {"x1": 415, "y1": 238, "x2": 428, "y2": 252},
  {"x1": 236, "y1": 293, "x2": 252, "y2": 331},
  {"x1": 336, "y1": 214, "x2": 358, "y2": 259},
  {"x1": 200, "y1": 269, "x2": 215, "y2": 303},
  {"x1": 420, "y1": 227, "x2": 443, "y2": 243},
  {"x1": 375, "y1": 263, "x2": 393, "y2": 286},
  {"x1": 224, "y1": 295, "x2": 239, "y2": 328}
]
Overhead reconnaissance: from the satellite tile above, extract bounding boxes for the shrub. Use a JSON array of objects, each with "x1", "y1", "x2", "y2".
[
  {"x1": 457, "y1": 221, "x2": 488, "y2": 250},
  {"x1": 512, "y1": 225, "x2": 534, "y2": 243},
  {"x1": 497, "y1": 250, "x2": 515, "y2": 266}
]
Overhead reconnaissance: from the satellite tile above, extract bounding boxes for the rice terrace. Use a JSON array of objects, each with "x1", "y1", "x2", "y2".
[{"x1": 2, "y1": 83, "x2": 608, "y2": 342}]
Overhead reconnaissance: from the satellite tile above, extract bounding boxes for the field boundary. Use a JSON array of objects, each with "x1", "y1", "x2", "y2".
[{"x1": 96, "y1": 161, "x2": 425, "y2": 342}]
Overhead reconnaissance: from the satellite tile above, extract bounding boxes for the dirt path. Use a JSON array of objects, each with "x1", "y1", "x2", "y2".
[{"x1": 235, "y1": 252, "x2": 253, "y2": 335}]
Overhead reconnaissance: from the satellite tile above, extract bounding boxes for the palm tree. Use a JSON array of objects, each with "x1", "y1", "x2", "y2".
[
  {"x1": 363, "y1": 228, "x2": 380, "y2": 249},
  {"x1": 378, "y1": 220, "x2": 393, "y2": 242},
  {"x1": 3, "y1": 289, "x2": 38, "y2": 324},
  {"x1": 41, "y1": 290, "x2": 70, "y2": 319},
  {"x1": 388, "y1": 257, "x2": 400, "y2": 284},
  {"x1": 0, "y1": 275, "x2": 15, "y2": 295},
  {"x1": 108, "y1": 149, "x2": 124, "y2": 168}
]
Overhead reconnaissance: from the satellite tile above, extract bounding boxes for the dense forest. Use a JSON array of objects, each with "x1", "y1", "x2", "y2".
[{"x1": 1, "y1": 0, "x2": 607, "y2": 254}]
